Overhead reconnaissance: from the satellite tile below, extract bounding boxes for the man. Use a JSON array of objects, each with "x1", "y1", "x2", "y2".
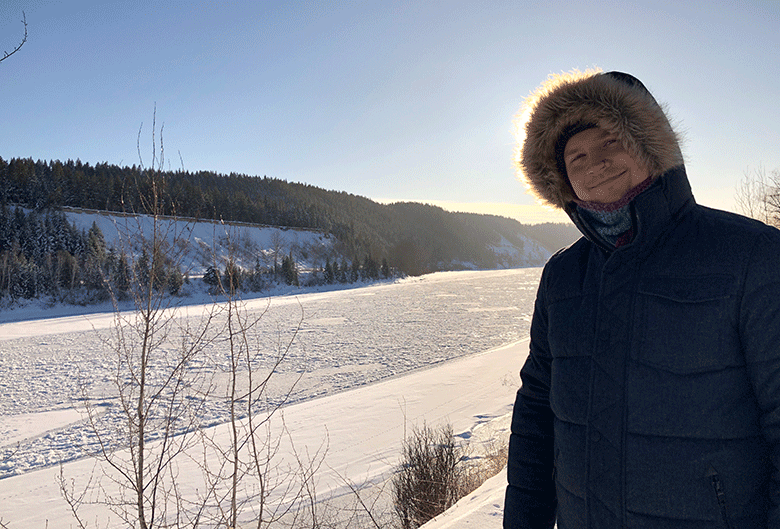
[{"x1": 505, "y1": 69, "x2": 780, "y2": 528}]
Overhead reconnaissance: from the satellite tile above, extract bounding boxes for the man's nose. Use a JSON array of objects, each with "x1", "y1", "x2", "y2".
[{"x1": 586, "y1": 157, "x2": 607, "y2": 176}]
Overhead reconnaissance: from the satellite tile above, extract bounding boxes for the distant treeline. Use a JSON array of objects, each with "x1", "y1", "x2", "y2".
[
  {"x1": 0, "y1": 205, "x2": 185, "y2": 303},
  {"x1": 0, "y1": 157, "x2": 580, "y2": 276},
  {"x1": 0, "y1": 204, "x2": 400, "y2": 304}
]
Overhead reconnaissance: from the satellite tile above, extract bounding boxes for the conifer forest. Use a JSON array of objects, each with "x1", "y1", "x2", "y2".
[{"x1": 0, "y1": 157, "x2": 579, "y2": 304}]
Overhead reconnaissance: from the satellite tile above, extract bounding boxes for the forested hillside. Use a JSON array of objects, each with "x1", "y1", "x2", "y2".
[{"x1": 0, "y1": 157, "x2": 579, "y2": 279}]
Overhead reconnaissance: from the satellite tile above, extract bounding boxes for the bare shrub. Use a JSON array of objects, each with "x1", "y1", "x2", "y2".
[
  {"x1": 458, "y1": 434, "x2": 508, "y2": 497},
  {"x1": 392, "y1": 421, "x2": 509, "y2": 529},
  {"x1": 392, "y1": 423, "x2": 462, "y2": 529}
]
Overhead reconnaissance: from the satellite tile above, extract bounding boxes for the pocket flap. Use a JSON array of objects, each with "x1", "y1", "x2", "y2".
[{"x1": 638, "y1": 275, "x2": 734, "y2": 303}]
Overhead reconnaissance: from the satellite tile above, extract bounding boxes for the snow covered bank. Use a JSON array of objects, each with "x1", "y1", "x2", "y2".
[
  {"x1": 420, "y1": 468, "x2": 507, "y2": 528},
  {"x1": 1, "y1": 269, "x2": 541, "y2": 526},
  {"x1": 0, "y1": 337, "x2": 526, "y2": 527}
]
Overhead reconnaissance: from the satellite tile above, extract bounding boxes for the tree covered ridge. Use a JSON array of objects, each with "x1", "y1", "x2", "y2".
[
  {"x1": 0, "y1": 156, "x2": 579, "y2": 275},
  {"x1": 0, "y1": 205, "x2": 187, "y2": 303}
]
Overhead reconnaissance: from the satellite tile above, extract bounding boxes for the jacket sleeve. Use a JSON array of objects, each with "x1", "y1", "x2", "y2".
[
  {"x1": 741, "y1": 230, "x2": 780, "y2": 526},
  {"x1": 504, "y1": 269, "x2": 557, "y2": 529}
]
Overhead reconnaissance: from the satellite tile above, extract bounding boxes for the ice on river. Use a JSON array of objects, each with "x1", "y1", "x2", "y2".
[{"x1": 0, "y1": 268, "x2": 541, "y2": 526}]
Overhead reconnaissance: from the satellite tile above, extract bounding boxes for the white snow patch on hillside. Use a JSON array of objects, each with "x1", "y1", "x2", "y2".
[
  {"x1": 62, "y1": 207, "x2": 337, "y2": 274},
  {"x1": 490, "y1": 233, "x2": 551, "y2": 268},
  {"x1": 62, "y1": 207, "x2": 552, "y2": 276}
]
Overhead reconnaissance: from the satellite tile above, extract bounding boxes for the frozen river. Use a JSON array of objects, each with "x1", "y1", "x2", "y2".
[{"x1": 0, "y1": 268, "x2": 541, "y2": 478}]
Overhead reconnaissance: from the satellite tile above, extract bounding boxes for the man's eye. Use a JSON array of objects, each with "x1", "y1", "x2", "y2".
[{"x1": 605, "y1": 139, "x2": 617, "y2": 147}]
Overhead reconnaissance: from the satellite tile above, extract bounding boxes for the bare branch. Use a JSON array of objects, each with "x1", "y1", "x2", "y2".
[
  {"x1": 330, "y1": 468, "x2": 385, "y2": 529},
  {"x1": 736, "y1": 166, "x2": 780, "y2": 228},
  {"x1": 59, "y1": 115, "x2": 215, "y2": 529},
  {"x1": 1, "y1": 12, "x2": 27, "y2": 64}
]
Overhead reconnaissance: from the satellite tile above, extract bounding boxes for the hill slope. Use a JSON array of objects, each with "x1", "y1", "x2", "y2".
[{"x1": 0, "y1": 157, "x2": 580, "y2": 274}]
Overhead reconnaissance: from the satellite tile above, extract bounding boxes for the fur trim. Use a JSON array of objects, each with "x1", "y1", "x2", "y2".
[{"x1": 514, "y1": 69, "x2": 684, "y2": 209}]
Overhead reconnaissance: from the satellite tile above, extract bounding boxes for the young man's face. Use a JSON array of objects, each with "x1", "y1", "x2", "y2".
[{"x1": 564, "y1": 127, "x2": 650, "y2": 203}]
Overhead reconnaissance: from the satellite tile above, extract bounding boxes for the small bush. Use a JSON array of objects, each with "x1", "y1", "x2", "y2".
[
  {"x1": 392, "y1": 423, "x2": 463, "y2": 529},
  {"x1": 459, "y1": 434, "x2": 509, "y2": 497},
  {"x1": 392, "y1": 422, "x2": 509, "y2": 528}
]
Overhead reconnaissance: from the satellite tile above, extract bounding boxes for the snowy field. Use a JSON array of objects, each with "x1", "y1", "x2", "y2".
[{"x1": 0, "y1": 268, "x2": 541, "y2": 527}]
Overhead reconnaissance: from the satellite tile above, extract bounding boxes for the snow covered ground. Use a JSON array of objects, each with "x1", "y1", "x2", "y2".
[
  {"x1": 421, "y1": 468, "x2": 508, "y2": 527},
  {"x1": 0, "y1": 268, "x2": 541, "y2": 527}
]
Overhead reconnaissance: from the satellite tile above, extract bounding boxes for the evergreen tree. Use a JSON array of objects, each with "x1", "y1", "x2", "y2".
[
  {"x1": 84, "y1": 222, "x2": 108, "y2": 293},
  {"x1": 363, "y1": 254, "x2": 379, "y2": 280},
  {"x1": 40, "y1": 252, "x2": 56, "y2": 295},
  {"x1": 152, "y1": 249, "x2": 166, "y2": 293},
  {"x1": 223, "y1": 260, "x2": 242, "y2": 294},
  {"x1": 86, "y1": 222, "x2": 106, "y2": 262},
  {"x1": 111, "y1": 250, "x2": 132, "y2": 300},
  {"x1": 246, "y1": 257, "x2": 266, "y2": 292},
  {"x1": 203, "y1": 265, "x2": 221, "y2": 289},
  {"x1": 135, "y1": 249, "x2": 151, "y2": 292},
  {"x1": 323, "y1": 258, "x2": 334, "y2": 284},
  {"x1": 281, "y1": 252, "x2": 298, "y2": 286},
  {"x1": 338, "y1": 259, "x2": 348, "y2": 283},
  {"x1": 166, "y1": 267, "x2": 184, "y2": 296},
  {"x1": 0, "y1": 205, "x2": 11, "y2": 252},
  {"x1": 56, "y1": 249, "x2": 78, "y2": 291},
  {"x1": 350, "y1": 258, "x2": 360, "y2": 283}
]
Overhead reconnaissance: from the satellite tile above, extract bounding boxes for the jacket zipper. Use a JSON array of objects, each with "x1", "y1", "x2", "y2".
[{"x1": 709, "y1": 470, "x2": 733, "y2": 529}]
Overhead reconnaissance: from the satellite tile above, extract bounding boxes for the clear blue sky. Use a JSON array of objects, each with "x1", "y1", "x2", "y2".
[{"x1": 1, "y1": 1, "x2": 778, "y2": 224}]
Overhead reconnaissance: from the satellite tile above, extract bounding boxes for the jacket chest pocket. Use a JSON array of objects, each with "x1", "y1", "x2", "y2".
[{"x1": 635, "y1": 275, "x2": 739, "y2": 375}]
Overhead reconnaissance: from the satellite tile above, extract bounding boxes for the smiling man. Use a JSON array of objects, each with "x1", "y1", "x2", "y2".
[
  {"x1": 563, "y1": 127, "x2": 650, "y2": 204},
  {"x1": 504, "y1": 70, "x2": 780, "y2": 528}
]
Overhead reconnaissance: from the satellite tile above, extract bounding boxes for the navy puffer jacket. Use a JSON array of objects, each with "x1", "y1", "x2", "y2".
[{"x1": 505, "y1": 165, "x2": 780, "y2": 528}]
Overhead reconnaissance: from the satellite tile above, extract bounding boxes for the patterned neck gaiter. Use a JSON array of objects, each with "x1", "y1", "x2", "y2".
[
  {"x1": 574, "y1": 176, "x2": 655, "y2": 247},
  {"x1": 576, "y1": 203, "x2": 633, "y2": 247}
]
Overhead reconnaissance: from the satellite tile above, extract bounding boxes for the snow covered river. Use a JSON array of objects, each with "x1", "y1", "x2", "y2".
[{"x1": 0, "y1": 268, "x2": 541, "y2": 478}]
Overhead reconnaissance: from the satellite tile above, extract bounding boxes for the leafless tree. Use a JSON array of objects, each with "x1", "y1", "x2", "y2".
[
  {"x1": 51, "y1": 110, "x2": 397, "y2": 529},
  {"x1": 735, "y1": 166, "x2": 780, "y2": 228},
  {"x1": 189, "y1": 226, "x2": 334, "y2": 529},
  {"x1": 270, "y1": 230, "x2": 286, "y2": 275},
  {"x1": 1, "y1": 12, "x2": 27, "y2": 64},
  {"x1": 59, "y1": 114, "x2": 218, "y2": 529}
]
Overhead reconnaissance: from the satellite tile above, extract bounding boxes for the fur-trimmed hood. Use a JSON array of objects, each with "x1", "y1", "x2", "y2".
[{"x1": 514, "y1": 69, "x2": 684, "y2": 210}]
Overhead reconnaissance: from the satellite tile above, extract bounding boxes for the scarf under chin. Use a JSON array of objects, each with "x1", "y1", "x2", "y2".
[{"x1": 574, "y1": 176, "x2": 655, "y2": 247}]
